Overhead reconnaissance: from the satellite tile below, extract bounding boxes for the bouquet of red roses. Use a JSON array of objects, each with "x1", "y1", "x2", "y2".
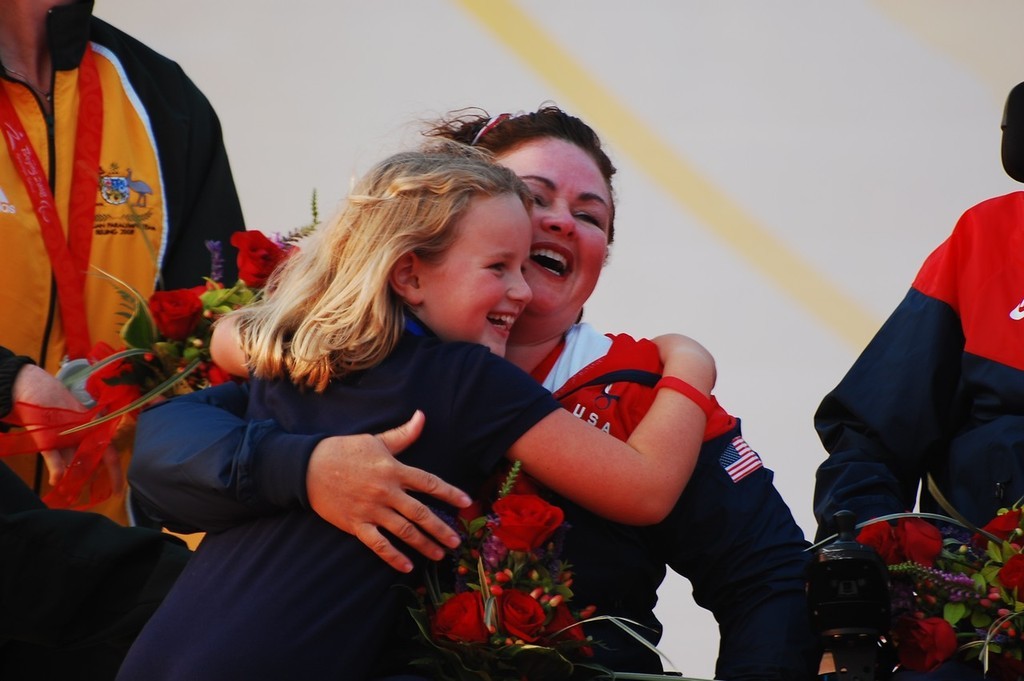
[
  {"x1": 407, "y1": 461, "x2": 600, "y2": 681},
  {"x1": 856, "y1": 509, "x2": 1024, "y2": 679},
  {"x1": 79, "y1": 191, "x2": 320, "y2": 423},
  {"x1": 0, "y1": 214, "x2": 315, "y2": 510},
  {"x1": 84, "y1": 229, "x2": 289, "y2": 406}
]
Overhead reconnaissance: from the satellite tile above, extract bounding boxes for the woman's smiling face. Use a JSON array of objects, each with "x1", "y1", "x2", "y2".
[{"x1": 496, "y1": 138, "x2": 612, "y2": 338}]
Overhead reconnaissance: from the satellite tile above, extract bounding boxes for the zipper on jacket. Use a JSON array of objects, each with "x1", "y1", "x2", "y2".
[{"x1": 38, "y1": 103, "x2": 58, "y2": 372}]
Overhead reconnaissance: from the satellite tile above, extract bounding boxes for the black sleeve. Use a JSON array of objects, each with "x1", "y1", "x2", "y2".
[
  {"x1": 0, "y1": 346, "x2": 35, "y2": 422},
  {"x1": 0, "y1": 462, "x2": 189, "y2": 650},
  {"x1": 89, "y1": 17, "x2": 246, "y2": 290},
  {"x1": 154, "y1": 71, "x2": 245, "y2": 289}
]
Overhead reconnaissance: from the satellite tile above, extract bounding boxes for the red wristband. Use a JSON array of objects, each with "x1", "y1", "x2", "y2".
[{"x1": 654, "y1": 376, "x2": 713, "y2": 418}]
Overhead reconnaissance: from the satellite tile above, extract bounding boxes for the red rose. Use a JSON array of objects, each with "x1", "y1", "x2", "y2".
[
  {"x1": 149, "y1": 289, "x2": 203, "y2": 341},
  {"x1": 895, "y1": 518, "x2": 942, "y2": 566},
  {"x1": 999, "y1": 553, "x2": 1024, "y2": 591},
  {"x1": 84, "y1": 342, "x2": 143, "y2": 409},
  {"x1": 231, "y1": 230, "x2": 286, "y2": 288},
  {"x1": 499, "y1": 589, "x2": 547, "y2": 642},
  {"x1": 856, "y1": 521, "x2": 903, "y2": 565},
  {"x1": 976, "y1": 509, "x2": 1022, "y2": 547},
  {"x1": 206, "y1": 363, "x2": 233, "y2": 386},
  {"x1": 431, "y1": 591, "x2": 489, "y2": 644},
  {"x1": 543, "y1": 603, "x2": 593, "y2": 657},
  {"x1": 93, "y1": 377, "x2": 143, "y2": 411},
  {"x1": 491, "y1": 494, "x2": 564, "y2": 552},
  {"x1": 892, "y1": 615, "x2": 958, "y2": 671}
]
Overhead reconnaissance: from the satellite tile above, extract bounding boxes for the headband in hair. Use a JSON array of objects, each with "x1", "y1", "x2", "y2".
[{"x1": 470, "y1": 113, "x2": 512, "y2": 146}]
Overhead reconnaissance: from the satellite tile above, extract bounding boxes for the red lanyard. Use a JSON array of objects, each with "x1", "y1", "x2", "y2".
[
  {"x1": 529, "y1": 336, "x2": 566, "y2": 383},
  {"x1": 0, "y1": 47, "x2": 102, "y2": 359}
]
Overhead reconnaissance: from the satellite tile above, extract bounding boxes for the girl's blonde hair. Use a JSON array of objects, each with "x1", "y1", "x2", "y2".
[{"x1": 235, "y1": 141, "x2": 531, "y2": 392}]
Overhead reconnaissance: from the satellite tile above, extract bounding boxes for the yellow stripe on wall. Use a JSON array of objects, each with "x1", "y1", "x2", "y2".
[{"x1": 454, "y1": 0, "x2": 880, "y2": 351}]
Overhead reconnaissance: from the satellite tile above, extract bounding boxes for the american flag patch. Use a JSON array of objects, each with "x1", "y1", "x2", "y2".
[{"x1": 718, "y1": 436, "x2": 762, "y2": 483}]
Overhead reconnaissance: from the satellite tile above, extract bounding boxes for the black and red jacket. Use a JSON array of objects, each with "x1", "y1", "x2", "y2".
[{"x1": 815, "y1": 191, "x2": 1024, "y2": 538}]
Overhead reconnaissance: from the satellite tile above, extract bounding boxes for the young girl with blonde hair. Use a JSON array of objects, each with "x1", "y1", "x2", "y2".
[{"x1": 118, "y1": 142, "x2": 712, "y2": 680}]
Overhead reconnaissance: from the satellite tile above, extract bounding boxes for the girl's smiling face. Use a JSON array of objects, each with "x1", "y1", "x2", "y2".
[{"x1": 397, "y1": 193, "x2": 533, "y2": 356}]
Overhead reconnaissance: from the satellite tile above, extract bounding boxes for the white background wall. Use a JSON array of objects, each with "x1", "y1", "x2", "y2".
[{"x1": 97, "y1": 2, "x2": 1024, "y2": 677}]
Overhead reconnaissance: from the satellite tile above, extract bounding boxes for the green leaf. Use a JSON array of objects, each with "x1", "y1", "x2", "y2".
[
  {"x1": 152, "y1": 340, "x2": 181, "y2": 355},
  {"x1": 120, "y1": 295, "x2": 157, "y2": 350},
  {"x1": 981, "y1": 564, "x2": 1002, "y2": 585},
  {"x1": 201, "y1": 281, "x2": 246, "y2": 308},
  {"x1": 90, "y1": 267, "x2": 158, "y2": 349},
  {"x1": 972, "y1": 573, "x2": 989, "y2": 592},
  {"x1": 508, "y1": 644, "x2": 574, "y2": 680},
  {"x1": 408, "y1": 605, "x2": 432, "y2": 638},
  {"x1": 971, "y1": 610, "x2": 993, "y2": 629},
  {"x1": 498, "y1": 460, "x2": 522, "y2": 498},
  {"x1": 551, "y1": 584, "x2": 574, "y2": 599},
  {"x1": 944, "y1": 601, "x2": 967, "y2": 625}
]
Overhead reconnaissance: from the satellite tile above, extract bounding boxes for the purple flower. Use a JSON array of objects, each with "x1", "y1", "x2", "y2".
[
  {"x1": 205, "y1": 240, "x2": 224, "y2": 284},
  {"x1": 482, "y1": 532, "x2": 508, "y2": 569}
]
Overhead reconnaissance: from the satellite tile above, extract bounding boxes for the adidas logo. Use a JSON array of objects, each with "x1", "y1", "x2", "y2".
[{"x1": 0, "y1": 186, "x2": 16, "y2": 214}]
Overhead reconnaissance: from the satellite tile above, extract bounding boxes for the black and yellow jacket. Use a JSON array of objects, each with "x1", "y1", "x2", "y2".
[
  {"x1": 0, "y1": 0, "x2": 244, "y2": 372},
  {"x1": 0, "y1": 1, "x2": 244, "y2": 512}
]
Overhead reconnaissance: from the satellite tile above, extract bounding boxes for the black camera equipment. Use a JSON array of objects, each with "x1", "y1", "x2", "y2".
[{"x1": 806, "y1": 510, "x2": 893, "y2": 681}]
